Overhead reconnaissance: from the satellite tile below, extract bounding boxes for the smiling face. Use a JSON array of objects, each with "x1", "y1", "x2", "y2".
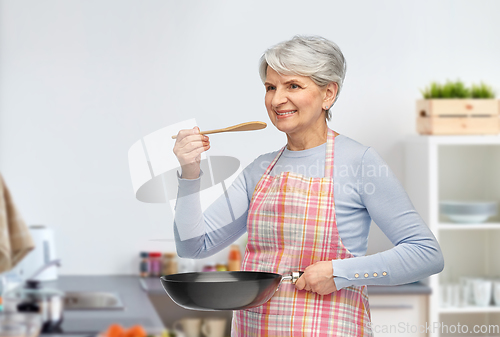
[{"x1": 264, "y1": 67, "x2": 337, "y2": 143}]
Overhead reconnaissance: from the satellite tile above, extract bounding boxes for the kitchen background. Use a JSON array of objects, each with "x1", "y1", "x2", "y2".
[
  {"x1": 0, "y1": 0, "x2": 499, "y2": 281},
  {"x1": 3, "y1": 1, "x2": 500, "y2": 335}
]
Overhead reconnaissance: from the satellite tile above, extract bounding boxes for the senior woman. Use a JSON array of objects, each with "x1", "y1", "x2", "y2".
[{"x1": 173, "y1": 35, "x2": 444, "y2": 336}]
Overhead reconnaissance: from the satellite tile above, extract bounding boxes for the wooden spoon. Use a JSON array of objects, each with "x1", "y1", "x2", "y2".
[{"x1": 171, "y1": 121, "x2": 267, "y2": 139}]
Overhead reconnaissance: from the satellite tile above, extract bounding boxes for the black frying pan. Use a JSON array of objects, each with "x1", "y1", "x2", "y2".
[{"x1": 160, "y1": 271, "x2": 302, "y2": 311}]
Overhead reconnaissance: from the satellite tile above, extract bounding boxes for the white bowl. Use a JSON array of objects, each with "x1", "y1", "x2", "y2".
[{"x1": 440, "y1": 201, "x2": 498, "y2": 224}]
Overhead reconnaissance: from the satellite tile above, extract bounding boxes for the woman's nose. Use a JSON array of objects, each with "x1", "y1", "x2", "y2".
[{"x1": 272, "y1": 87, "x2": 287, "y2": 108}]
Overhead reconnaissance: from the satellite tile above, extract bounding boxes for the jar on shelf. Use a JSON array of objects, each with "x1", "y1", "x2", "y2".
[
  {"x1": 202, "y1": 263, "x2": 217, "y2": 272},
  {"x1": 162, "y1": 253, "x2": 178, "y2": 275},
  {"x1": 216, "y1": 262, "x2": 228, "y2": 271},
  {"x1": 228, "y1": 245, "x2": 241, "y2": 271},
  {"x1": 139, "y1": 252, "x2": 149, "y2": 278},
  {"x1": 148, "y1": 252, "x2": 162, "y2": 277}
]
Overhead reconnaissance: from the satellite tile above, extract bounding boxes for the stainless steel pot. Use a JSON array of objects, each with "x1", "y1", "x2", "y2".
[
  {"x1": 7, "y1": 279, "x2": 64, "y2": 333},
  {"x1": 160, "y1": 271, "x2": 302, "y2": 311},
  {"x1": 4, "y1": 259, "x2": 64, "y2": 333}
]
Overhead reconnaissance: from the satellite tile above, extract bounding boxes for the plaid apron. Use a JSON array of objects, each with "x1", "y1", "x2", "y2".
[{"x1": 232, "y1": 129, "x2": 372, "y2": 336}]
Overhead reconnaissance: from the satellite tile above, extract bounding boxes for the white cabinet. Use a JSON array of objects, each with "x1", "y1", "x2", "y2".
[
  {"x1": 369, "y1": 294, "x2": 428, "y2": 337},
  {"x1": 405, "y1": 135, "x2": 500, "y2": 337}
]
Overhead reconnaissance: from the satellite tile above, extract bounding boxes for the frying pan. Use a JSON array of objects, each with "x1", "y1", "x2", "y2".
[{"x1": 160, "y1": 271, "x2": 302, "y2": 311}]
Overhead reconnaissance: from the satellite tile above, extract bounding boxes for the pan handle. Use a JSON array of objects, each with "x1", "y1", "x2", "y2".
[
  {"x1": 275, "y1": 272, "x2": 305, "y2": 293},
  {"x1": 281, "y1": 271, "x2": 304, "y2": 285}
]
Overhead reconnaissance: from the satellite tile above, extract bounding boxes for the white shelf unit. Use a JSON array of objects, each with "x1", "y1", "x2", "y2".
[
  {"x1": 438, "y1": 223, "x2": 500, "y2": 230},
  {"x1": 405, "y1": 135, "x2": 500, "y2": 337}
]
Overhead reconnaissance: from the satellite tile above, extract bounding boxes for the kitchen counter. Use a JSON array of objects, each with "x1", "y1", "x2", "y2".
[
  {"x1": 41, "y1": 275, "x2": 164, "y2": 335},
  {"x1": 141, "y1": 276, "x2": 432, "y2": 295},
  {"x1": 366, "y1": 282, "x2": 432, "y2": 295}
]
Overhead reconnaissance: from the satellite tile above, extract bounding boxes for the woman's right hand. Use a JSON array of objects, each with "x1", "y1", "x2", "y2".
[{"x1": 172, "y1": 126, "x2": 211, "y2": 179}]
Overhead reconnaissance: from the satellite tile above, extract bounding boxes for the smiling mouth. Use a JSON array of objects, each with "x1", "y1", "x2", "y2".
[{"x1": 276, "y1": 110, "x2": 296, "y2": 116}]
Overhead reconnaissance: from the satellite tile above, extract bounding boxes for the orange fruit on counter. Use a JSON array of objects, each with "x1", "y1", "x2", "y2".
[
  {"x1": 124, "y1": 325, "x2": 147, "y2": 337},
  {"x1": 106, "y1": 324, "x2": 126, "y2": 337}
]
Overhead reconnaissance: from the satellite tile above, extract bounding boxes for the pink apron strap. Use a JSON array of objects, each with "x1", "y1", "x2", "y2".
[
  {"x1": 325, "y1": 128, "x2": 335, "y2": 179},
  {"x1": 263, "y1": 145, "x2": 286, "y2": 176}
]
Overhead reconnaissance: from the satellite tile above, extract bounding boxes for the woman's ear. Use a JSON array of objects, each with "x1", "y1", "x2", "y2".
[{"x1": 324, "y1": 82, "x2": 338, "y2": 106}]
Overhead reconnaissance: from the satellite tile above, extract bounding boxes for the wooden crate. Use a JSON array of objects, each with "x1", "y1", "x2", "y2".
[{"x1": 416, "y1": 99, "x2": 500, "y2": 135}]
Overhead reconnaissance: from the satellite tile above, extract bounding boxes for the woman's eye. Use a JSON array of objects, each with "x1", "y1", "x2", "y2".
[
  {"x1": 266, "y1": 86, "x2": 276, "y2": 92},
  {"x1": 290, "y1": 84, "x2": 300, "y2": 89}
]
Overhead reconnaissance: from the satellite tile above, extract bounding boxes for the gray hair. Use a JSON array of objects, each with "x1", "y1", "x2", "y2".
[{"x1": 259, "y1": 35, "x2": 347, "y2": 121}]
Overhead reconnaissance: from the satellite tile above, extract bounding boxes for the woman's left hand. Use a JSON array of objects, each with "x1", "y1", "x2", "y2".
[{"x1": 295, "y1": 261, "x2": 337, "y2": 295}]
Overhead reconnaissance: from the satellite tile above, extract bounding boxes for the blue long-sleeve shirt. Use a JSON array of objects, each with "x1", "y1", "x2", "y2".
[{"x1": 173, "y1": 134, "x2": 444, "y2": 290}]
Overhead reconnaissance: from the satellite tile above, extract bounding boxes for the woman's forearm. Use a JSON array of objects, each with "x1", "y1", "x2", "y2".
[{"x1": 173, "y1": 169, "x2": 250, "y2": 259}]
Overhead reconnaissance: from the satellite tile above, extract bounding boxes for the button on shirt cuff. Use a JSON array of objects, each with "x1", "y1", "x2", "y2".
[{"x1": 332, "y1": 257, "x2": 391, "y2": 290}]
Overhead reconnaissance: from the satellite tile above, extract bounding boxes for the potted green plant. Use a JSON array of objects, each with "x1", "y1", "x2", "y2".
[{"x1": 416, "y1": 80, "x2": 498, "y2": 135}]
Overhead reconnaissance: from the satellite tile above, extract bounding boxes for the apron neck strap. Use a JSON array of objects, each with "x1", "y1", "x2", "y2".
[{"x1": 324, "y1": 128, "x2": 335, "y2": 179}]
